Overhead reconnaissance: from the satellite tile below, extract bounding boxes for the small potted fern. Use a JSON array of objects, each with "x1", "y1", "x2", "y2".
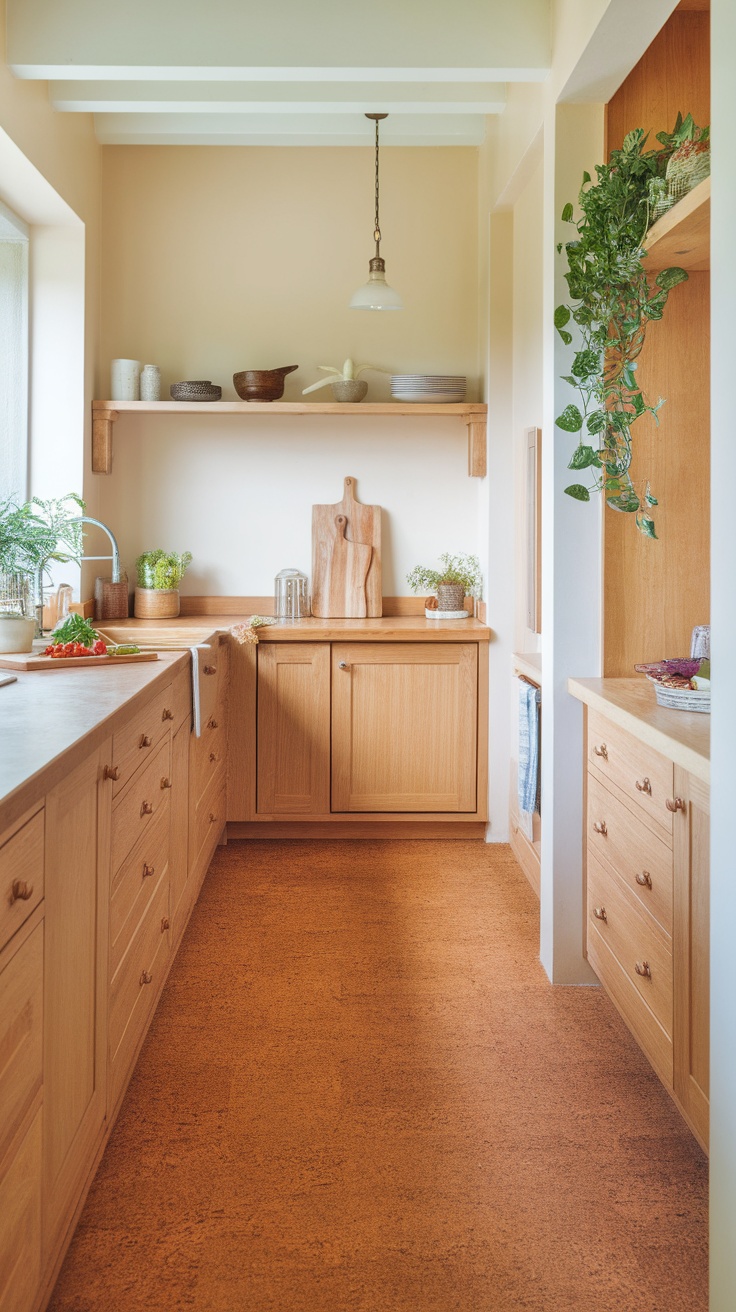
[{"x1": 134, "y1": 549, "x2": 192, "y2": 619}]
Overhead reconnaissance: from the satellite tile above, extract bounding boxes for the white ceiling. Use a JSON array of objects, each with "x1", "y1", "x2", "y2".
[{"x1": 7, "y1": 0, "x2": 553, "y2": 146}]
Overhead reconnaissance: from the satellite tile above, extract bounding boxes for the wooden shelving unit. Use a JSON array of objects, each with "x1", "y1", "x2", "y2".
[
  {"x1": 91, "y1": 400, "x2": 489, "y2": 478},
  {"x1": 642, "y1": 175, "x2": 710, "y2": 272}
]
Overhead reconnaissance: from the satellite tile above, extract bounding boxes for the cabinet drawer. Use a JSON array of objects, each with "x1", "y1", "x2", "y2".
[
  {"x1": 169, "y1": 662, "x2": 192, "y2": 734},
  {"x1": 109, "y1": 871, "x2": 170, "y2": 1098},
  {"x1": 588, "y1": 853, "x2": 672, "y2": 1039},
  {"x1": 0, "y1": 921, "x2": 43, "y2": 1167},
  {"x1": 190, "y1": 766, "x2": 226, "y2": 881},
  {"x1": 111, "y1": 738, "x2": 171, "y2": 872},
  {"x1": 0, "y1": 807, "x2": 44, "y2": 951},
  {"x1": 587, "y1": 773, "x2": 673, "y2": 934},
  {"x1": 0, "y1": 1107, "x2": 42, "y2": 1312},
  {"x1": 588, "y1": 711, "x2": 674, "y2": 840},
  {"x1": 111, "y1": 683, "x2": 176, "y2": 797},
  {"x1": 110, "y1": 801, "x2": 170, "y2": 978},
  {"x1": 587, "y1": 917, "x2": 674, "y2": 1090},
  {"x1": 191, "y1": 720, "x2": 226, "y2": 805}
]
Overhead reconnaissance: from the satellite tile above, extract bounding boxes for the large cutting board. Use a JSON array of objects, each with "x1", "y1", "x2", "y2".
[
  {"x1": 312, "y1": 476, "x2": 382, "y2": 617},
  {"x1": 0, "y1": 651, "x2": 158, "y2": 671}
]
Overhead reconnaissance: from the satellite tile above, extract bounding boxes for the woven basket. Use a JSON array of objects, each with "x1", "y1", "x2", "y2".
[
  {"x1": 437, "y1": 583, "x2": 466, "y2": 612},
  {"x1": 648, "y1": 677, "x2": 710, "y2": 714},
  {"x1": 134, "y1": 587, "x2": 180, "y2": 619}
]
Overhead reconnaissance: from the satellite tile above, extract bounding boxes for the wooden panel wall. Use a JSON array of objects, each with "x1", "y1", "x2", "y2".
[{"x1": 603, "y1": 10, "x2": 710, "y2": 675}]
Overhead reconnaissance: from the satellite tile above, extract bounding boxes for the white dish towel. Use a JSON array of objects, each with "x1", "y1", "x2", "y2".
[{"x1": 518, "y1": 679, "x2": 541, "y2": 818}]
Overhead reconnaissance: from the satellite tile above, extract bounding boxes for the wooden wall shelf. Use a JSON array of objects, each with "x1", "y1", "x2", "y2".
[
  {"x1": 91, "y1": 400, "x2": 488, "y2": 478},
  {"x1": 642, "y1": 176, "x2": 710, "y2": 272}
]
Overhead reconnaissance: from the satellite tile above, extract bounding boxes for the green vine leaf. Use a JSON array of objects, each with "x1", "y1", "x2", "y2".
[
  {"x1": 606, "y1": 489, "x2": 640, "y2": 513},
  {"x1": 554, "y1": 305, "x2": 570, "y2": 329},
  {"x1": 558, "y1": 329, "x2": 573, "y2": 346},
  {"x1": 555, "y1": 404, "x2": 583, "y2": 433},
  {"x1": 568, "y1": 446, "x2": 601, "y2": 470},
  {"x1": 565, "y1": 484, "x2": 591, "y2": 502},
  {"x1": 637, "y1": 514, "x2": 658, "y2": 539},
  {"x1": 561, "y1": 203, "x2": 574, "y2": 223},
  {"x1": 572, "y1": 349, "x2": 599, "y2": 378},
  {"x1": 586, "y1": 411, "x2": 606, "y2": 435},
  {"x1": 656, "y1": 266, "x2": 688, "y2": 292}
]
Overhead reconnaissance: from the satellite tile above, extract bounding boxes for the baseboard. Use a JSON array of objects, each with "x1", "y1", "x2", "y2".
[{"x1": 227, "y1": 821, "x2": 487, "y2": 840}]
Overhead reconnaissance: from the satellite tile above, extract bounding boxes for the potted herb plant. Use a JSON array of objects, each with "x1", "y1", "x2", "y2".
[
  {"x1": 0, "y1": 493, "x2": 85, "y2": 642},
  {"x1": 406, "y1": 552, "x2": 482, "y2": 616},
  {"x1": 134, "y1": 549, "x2": 192, "y2": 619}
]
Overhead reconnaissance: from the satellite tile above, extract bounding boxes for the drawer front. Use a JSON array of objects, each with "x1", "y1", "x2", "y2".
[
  {"x1": 0, "y1": 808, "x2": 44, "y2": 951},
  {"x1": 0, "y1": 1107, "x2": 42, "y2": 1312},
  {"x1": 109, "y1": 871, "x2": 170, "y2": 1082},
  {"x1": 190, "y1": 767, "x2": 226, "y2": 883},
  {"x1": 587, "y1": 854, "x2": 672, "y2": 1039},
  {"x1": 587, "y1": 921, "x2": 674, "y2": 1090},
  {"x1": 588, "y1": 711, "x2": 674, "y2": 840},
  {"x1": 587, "y1": 773, "x2": 673, "y2": 934},
  {"x1": 191, "y1": 719, "x2": 226, "y2": 804},
  {"x1": 110, "y1": 801, "x2": 170, "y2": 978},
  {"x1": 169, "y1": 662, "x2": 192, "y2": 734},
  {"x1": 111, "y1": 683, "x2": 176, "y2": 797},
  {"x1": 0, "y1": 922, "x2": 43, "y2": 1166},
  {"x1": 111, "y1": 738, "x2": 172, "y2": 872}
]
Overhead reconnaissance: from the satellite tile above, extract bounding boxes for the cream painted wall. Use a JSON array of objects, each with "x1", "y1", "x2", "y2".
[
  {"x1": 96, "y1": 145, "x2": 482, "y2": 596},
  {"x1": 512, "y1": 154, "x2": 543, "y2": 655}
]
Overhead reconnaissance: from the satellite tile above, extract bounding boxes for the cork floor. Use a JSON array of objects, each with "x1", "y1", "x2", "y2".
[{"x1": 48, "y1": 840, "x2": 708, "y2": 1311}]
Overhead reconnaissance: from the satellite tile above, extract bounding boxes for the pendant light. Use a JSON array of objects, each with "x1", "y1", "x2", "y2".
[{"x1": 349, "y1": 113, "x2": 404, "y2": 311}]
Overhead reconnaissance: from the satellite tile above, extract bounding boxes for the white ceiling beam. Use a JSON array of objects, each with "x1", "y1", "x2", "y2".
[
  {"x1": 50, "y1": 81, "x2": 507, "y2": 115},
  {"x1": 8, "y1": 0, "x2": 550, "y2": 80},
  {"x1": 93, "y1": 112, "x2": 488, "y2": 147}
]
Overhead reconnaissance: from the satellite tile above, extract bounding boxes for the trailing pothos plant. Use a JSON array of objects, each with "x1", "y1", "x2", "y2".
[{"x1": 554, "y1": 116, "x2": 705, "y2": 538}]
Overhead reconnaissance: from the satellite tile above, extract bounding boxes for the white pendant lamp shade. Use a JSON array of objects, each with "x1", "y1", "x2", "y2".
[
  {"x1": 349, "y1": 257, "x2": 404, "y2": 311},
  {"x1": 350, "y1": 113, "x2": 403, "y2": 311}
]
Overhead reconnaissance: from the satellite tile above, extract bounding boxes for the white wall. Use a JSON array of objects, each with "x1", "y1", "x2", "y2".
[{"x1": 708, "y1": 2, "x2": 736, "y2": 1304}]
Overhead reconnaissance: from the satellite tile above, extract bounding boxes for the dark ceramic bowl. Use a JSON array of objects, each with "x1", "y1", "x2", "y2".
[{"x1": 233, "y1": 366, "x2": 298, "y2": 402}]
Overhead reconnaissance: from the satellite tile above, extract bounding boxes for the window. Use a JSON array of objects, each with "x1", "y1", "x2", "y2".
[{"x1": 0, "y1": 201, "x2": 29, "y2": 502}]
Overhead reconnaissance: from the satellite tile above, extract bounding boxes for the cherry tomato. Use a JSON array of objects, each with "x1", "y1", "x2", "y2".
[{"x1": 92, "y1": 639, "x2": 107, "y2": 656}]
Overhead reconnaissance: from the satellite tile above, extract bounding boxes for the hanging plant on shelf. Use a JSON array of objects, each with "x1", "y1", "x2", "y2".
[{"x1": 555, "y1": 114, "x2": 708, "y2": 539}]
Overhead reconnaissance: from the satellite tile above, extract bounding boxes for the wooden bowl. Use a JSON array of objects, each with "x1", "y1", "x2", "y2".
[{"x1": 233, "y1": 366, "x2": 298, "y2": 402}]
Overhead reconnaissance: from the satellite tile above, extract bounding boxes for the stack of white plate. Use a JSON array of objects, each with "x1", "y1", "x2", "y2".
[{"x1": 390, "y1": 374, "x2": 467, "y2": 403}]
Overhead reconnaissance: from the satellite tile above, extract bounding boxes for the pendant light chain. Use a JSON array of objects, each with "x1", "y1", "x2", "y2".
[{"x1": 374, "y1": 116, "x2": 381, "y2": 255}]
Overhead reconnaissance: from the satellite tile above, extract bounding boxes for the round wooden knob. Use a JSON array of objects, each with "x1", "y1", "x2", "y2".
[
  {"x1": 142, "y1": 863, "x2": 155, "y2": 878},
  {"x1": 593, "y1": 743, "x2": 608, "y2": 759},
  {"x1": 635, "y1": 870, "x2": 653, "y2": 889},
  {"x1": 635, "y1": 961, "x2": 652, "y2": 979},
  {"x1": 162, "y1": 708, "x2": 174, "y2": 721},
  {"x1": 140, "y1": 800, "x2": 154, "y2": 816},
  {"x1": 339, "y1": 661, "x2": 348, "y2": 670},
  {"x1": 635, "y1": 777, "x2": 652, "y2": 794},
  {"x1": 666, "y1": 797, "x2": 685, "y2": 813},
  {"x1": 139, "y1": 734, "x2": 152, "y2": 749},
  {"x1": 11, "y1": 879, "x2": 33, "y2": 903},
  {"x1": 103, "y1": 764, "x2": 120, "y2": 781},
  {"x1": 592, "y1": 820, "x2": 607, "y2": 835},
  {"x1": 139, "y1": 970, "x2": 153, "y2": 986},
  {"x1": 593, "y1": 906, "x2": 607, "y2": 922},
  {"x1": 203, "y1": 664, "x2": 217, "y2": 676},
  {"x1": 160, "y1": 777, "x2": 172, "y2": 789}
]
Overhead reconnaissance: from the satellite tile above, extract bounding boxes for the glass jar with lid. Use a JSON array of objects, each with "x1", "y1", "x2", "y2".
[{"x1": 274, "y1": 568, "x2": 310, "y2": 621}]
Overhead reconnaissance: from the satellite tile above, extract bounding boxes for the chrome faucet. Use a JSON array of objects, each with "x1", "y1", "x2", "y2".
[{"x1": 70, "y1": 516, "x2": 122, "y2": 583}]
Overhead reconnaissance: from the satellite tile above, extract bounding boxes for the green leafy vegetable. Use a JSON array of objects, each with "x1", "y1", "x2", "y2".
[{"x1": 50, "y1": 613, "x2": 98, "y2": 648}]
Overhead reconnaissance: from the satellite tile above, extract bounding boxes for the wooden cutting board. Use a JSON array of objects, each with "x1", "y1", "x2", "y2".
[
  {"x1": 0, "y1": 651, "x2": 158, "y2": 671},
  {"x1": 312, "y1": 476, "x2": 382, "y2": 617}
]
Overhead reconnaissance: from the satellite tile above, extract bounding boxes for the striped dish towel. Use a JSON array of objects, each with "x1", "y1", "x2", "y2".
[{"x1": 518, "y1": 679, "x2": 541, "y2": 816}]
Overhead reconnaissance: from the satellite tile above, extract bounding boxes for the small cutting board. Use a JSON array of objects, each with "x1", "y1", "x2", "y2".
[
  {"x1": 312, "y1": 476, "x2": 382, "y2": 617},
  {"x1": 0, "y1": 651, "x2": 158, "y2": 671}
]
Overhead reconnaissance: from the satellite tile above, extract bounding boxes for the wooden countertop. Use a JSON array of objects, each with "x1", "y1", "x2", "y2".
[
  {"x1": 0, "y1": 649, "x2": 192, "y2": 833},
  {"x1": 100, "y1": 614, "x2": 492, "y2": 644},
  {"x1": 568, "y1": 677, "x2": 710, "y2": 784}
]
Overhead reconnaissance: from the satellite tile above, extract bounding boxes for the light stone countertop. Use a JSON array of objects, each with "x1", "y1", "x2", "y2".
[
  {"x1": 568, "y1": 676, "x2": 710, "y2": 783},
  {"x1": 0, "y1": 648, "x2": 195, "y2": 833}
]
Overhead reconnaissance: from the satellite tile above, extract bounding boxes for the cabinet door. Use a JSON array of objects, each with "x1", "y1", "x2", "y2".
[
  {"x1": 257, "y1": 643, "x2": 331, "y2": 815},
  {"x1": 169, "y1": 715, "x2": 191, "y2": 947},
  {"x1": 44, "y1": 743, "x2": 110, "y2": 1256},
  {"x1": 673, "y1": 767, "x2": 709, "y2": 1147},
  {"x1": 332, "y1": 642, "x2": 478, "y2": 812}
]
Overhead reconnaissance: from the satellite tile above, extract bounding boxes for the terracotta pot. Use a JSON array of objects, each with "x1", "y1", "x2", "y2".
[{"x1": 134, "y1": 588, "x2": 180, "y2": 619}]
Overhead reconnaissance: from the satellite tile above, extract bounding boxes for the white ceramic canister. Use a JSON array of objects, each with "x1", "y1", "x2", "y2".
[
  {"x1": 111, "y1": 358, "x2": 141, "y2": 401},
  {"x1": 140, "y1": 364, "x2": 161, "y2": 401},
  {"x1": 0, "y1": 611, "x2": 36, "y2": 653}
]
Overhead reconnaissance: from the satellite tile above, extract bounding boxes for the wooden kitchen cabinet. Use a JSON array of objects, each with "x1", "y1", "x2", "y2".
[
  {"x1": 571, "y1": 680, "x2": 710, "y2": 1150},
  {"x1": 332, "y1": 642, "x2": 477, "y2": 812},
  {"x1": 44, "y1": 743, "x2": 111, "y2": 1261},
  {"x1": 189, "y1": 638, "x2": 229, "y2": 886},
  {"x1": 255, "y1": 639, "x2": 481, "y2": 819}
]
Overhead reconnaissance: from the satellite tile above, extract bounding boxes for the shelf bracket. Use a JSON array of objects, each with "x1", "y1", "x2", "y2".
[
  {"x1": 92, "y1": 408, "x2": 118, "y2": 475},
  {"x1": 466, "y1": 416, "x2": 487, "y2": 478}
]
